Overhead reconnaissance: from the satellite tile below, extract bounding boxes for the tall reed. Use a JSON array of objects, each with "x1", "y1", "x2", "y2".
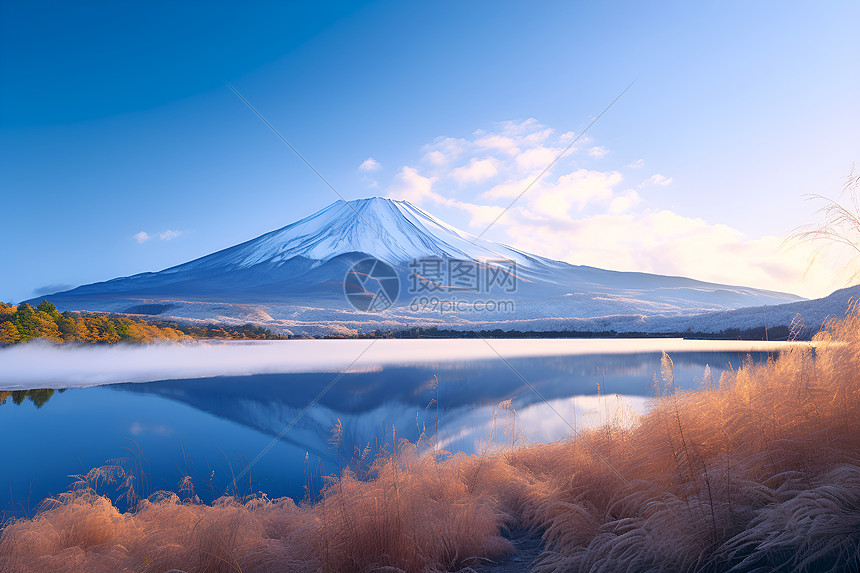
[{"x1": 2, "y1": 312, "x2": 859, "y2": 572}]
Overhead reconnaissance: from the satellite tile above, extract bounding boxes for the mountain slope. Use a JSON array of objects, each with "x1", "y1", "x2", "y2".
[
  {"x1": 170, "y1": 197, "x2": 550, "y2": 269},
  {"x1": 32, "y1": 197, "x2": 806, "y2": 334}
]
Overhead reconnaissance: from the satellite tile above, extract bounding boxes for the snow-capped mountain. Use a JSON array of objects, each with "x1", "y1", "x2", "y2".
[
  {"x1": 35, "y1": 197, "x2": 806, "y2": 335},
  {"x1": 170, "y1": 196, "x2": 551, "y2": 270}
]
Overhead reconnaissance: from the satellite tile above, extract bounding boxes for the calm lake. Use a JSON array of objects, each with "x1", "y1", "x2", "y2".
[{"x1": 0, "y1": 339, "x2": 796, "y2": 519}]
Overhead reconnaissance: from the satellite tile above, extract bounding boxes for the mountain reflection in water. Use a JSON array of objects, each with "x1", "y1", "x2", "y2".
[{"x1": 1, "y1": 348, "x2": 772, "y2": 518}]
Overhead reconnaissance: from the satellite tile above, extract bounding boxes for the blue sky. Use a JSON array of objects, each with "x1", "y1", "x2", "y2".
[{"x1": 2, "y1": 1, "x2": 858, "y2": 303}]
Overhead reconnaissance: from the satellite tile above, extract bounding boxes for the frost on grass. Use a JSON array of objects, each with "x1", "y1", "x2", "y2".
[{"x1": 2, "y1": 312, "x2": 860, "y2": 572}]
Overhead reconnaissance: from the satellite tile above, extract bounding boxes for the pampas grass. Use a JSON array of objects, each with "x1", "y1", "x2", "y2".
[{"x1": 2, "y1": 312, "x2": 860, "y2": 572}]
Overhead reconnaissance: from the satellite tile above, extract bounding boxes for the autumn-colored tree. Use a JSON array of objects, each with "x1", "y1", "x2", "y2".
[
  {"x1": 0, "y1": 302, "x2": 16, "y2": 321},
  {"x1": 0, "y1": 321, "x2": 20, "y2": 344},
  {"x1": 83, "y1": 315, "x2": 121, "y2": 343},
  {"x1": 35, "y1": 311, "x2": 63, "y2": 342},
  {"x1": 0, "y1": 305, "x2": 276, "y2": 345},
  {"x1": 102, "y1": 319, "x2": 120, "y2": 343},
  {"x1": 75, "y1": 316, "x2": 96, "y2": 342}
]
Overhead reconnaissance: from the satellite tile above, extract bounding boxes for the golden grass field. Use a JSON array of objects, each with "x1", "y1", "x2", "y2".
[{"x1": 2, "y1": 311, "x2": 859, "y2": 572}]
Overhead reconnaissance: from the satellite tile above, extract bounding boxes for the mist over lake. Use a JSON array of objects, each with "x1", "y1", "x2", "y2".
[{"x1": 0, "y1": 337, "x2": 799, "y2": 389}]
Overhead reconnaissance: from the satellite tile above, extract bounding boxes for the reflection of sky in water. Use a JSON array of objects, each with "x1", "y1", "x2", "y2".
[
  {"x1": 0, "y1": 348, "x2": 773, "y2": 519},
  {"x1": 440, "y1": 394, "x2": 652, "y2": 454}
]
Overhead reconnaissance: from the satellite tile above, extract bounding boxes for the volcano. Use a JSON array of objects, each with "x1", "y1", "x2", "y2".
[{"x1": 34, "y1": 197, "x2": 804, "y2": 335}]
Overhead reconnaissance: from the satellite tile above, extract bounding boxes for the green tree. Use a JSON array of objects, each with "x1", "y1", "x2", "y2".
[
  {"x1": 28, "y1": 388, "x2": 55, "y2": 408},
  {"x1": 56, "y1": 313, "x2": 79, "y2": 341},
  {"x1": 112, "y1": 318, "x2": 134, "y2": 341},
  {"x1": 14, "y1": 303, "x2": 39, "y2": 341},
  {"x1": 36, "y1": 300, "x2": 60, "y2": 319}
]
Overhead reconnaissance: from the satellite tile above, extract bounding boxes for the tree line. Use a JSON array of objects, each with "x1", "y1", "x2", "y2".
[{"x1": 0, "y1": 300, "x2": 284, "y2": 345}]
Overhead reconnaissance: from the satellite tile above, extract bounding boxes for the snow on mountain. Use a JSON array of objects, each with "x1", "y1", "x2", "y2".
[
  {"x1": 168, "y1": 197, "x2": 550, "y2": 274},
  {"x1": 30, "y1": 196, "x2": 818, "y2": 335}
]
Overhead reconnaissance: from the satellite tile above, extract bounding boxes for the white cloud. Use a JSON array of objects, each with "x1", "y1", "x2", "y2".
[
  {"x1": 474, "y1": 134, "x2": 520, "y2": 155},
  {"x1": 608, "y1": 189, "x2": 642, "y2": 214},
  {"x1": 423, "y1": 150, "x2": 447, "y2": 165},
  {"x1": 532, "y1": 169, "x2": 623, "y2": 216},
  {"x1": 482, "y1": 177, "x2": 532, "y2": 200},
  {"x1": 159, "y1": 229, "x2": 182, "y2": 241},
  {"x1": 642, "y1": 173, "x2": 673, "y2": 187},
  {"x1": 454, "y1": 202, "x2": 507, "y2": 229},
  {"x1": 422, "y1": 136, "x2": 470, "y2": 165},
  {"x1": 386, "y1": 166, "x2": 439, "y2": 204},
  {"x1": 378, "y1": 118, "x2": 833, "y2": 297},
  {"x1": 558, "y1": 131, "x2": 577, "y2": 144},
  {"x1": 496, "y1": 207, "x2": 833, "y2": 297},
  {"x1": 515, "y1": 146, "x2": 559, "y2": 171},
  {"x1": 135, "y1": 229, "x2": 183, "y2": 243},
  {"x1": 359, "y1": 157, "x2": 382, "y2": 172},
  {"x1": 452, "y1": 157, "x2": 499, "y2": 185},
  {"x1": 389, "y1": 119, "x2": 625, "y2": 217}
]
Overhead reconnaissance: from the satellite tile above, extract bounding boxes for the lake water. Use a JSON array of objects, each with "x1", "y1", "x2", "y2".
[{"x1": 0, "y1": 339, "x2": 793, "y2": 519}]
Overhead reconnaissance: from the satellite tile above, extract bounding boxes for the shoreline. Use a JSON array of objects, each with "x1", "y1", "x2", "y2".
[{"x1": 0, "y1": 337, "x2": 808, "y2": 391}]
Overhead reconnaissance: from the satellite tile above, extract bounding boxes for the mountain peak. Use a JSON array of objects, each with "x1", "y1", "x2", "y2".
[
  {"x1": 341, "y1": 196, "x2": 407, "y2": 206},
  {"x1": 170, "y1": 196, "x2": 538, "y2": 274}
]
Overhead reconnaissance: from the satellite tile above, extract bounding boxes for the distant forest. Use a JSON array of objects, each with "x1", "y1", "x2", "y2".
[
  {"x1": 362, "y1": 325, "x2": 796, "y2": 341},
  {"x1": 0, "y1": 301, "x2": 284, "y2": 345},
  {"x1": 0, "y1": 301, "x2": 798, "y2": 344},
  {"x1": 0, "y1": 388, "x2": 59, "y2": 408}
]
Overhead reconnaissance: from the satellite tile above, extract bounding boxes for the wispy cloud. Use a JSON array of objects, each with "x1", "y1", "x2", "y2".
[
  {"x1": 159, "y1": 229, "x2": 182, "y2": 240},
  {"x1": 33, "y1": 283, "x2": 73, "y2": 296},
  {"x1": 135, "y1": 229, "x2": 184, "y2": 243},
  {"x1": 626, "y1": 158, "x2": 645, "y2": 169},
  {"x1": 359, "y1": 157, "x2": 382, "y2": 172},
  {"x1": 588, "y1": 146, "x2": 610, "y2": 158},
  {"x1": 641, "y1": 173, "x2": 673, "y2": 187}
]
